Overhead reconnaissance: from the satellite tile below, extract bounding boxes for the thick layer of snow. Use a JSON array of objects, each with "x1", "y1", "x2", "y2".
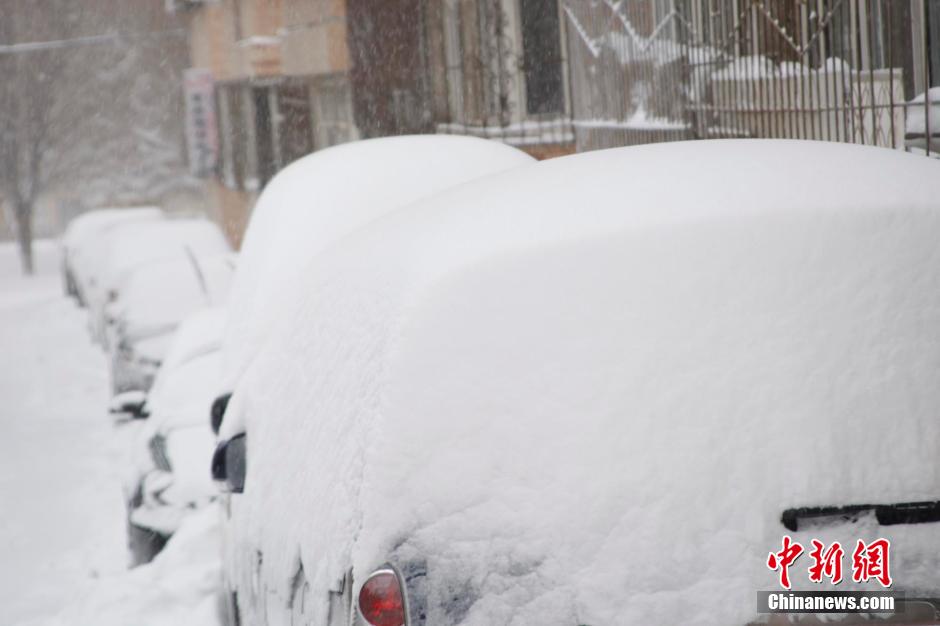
[
  {"x1": 0, "y1": 242, "x2": 128, "y2": 624},
  {"x1": 222, "y1": 135, "x2": 535, "y2": 391},
  {"x1": 34, "y1": 505, "x2": 222, "y2": 626},
  {"x1": 906, "y1": 87, "x2": 940, "y2": 136},
  {"x1": 63, "y1": 207, "x2": 164, "y2": 260},
  {"x1": 109, "y1": 253, "x2": 234, "y2": 343},
  {"x1": 147, "y1": 307, "x2": 226, "y2": 401},
  {"x1": 64, "y1": 207, "x2": 165, "y2": 303},
  {"x1": 88, "y1": 218, "x2": 230, "y2": 342},
  {"x1": 101, "y1": 218, "x2": 231, "y2": 294},
  {"x1": 0, "y1": 242, "x2": 222, "y2": 626},
  {"x1": 131, "y1": 427, "x2": 217, "y2": 535},
  {"x1": 144, "y1": 350, "x2": 222, "y2": 431},
  {"x1": 125, "y1": 311, "x2": 225, "y2": 534},
  {"x1": 228, "y1": 140, "x2": 940, "y2": 625}
]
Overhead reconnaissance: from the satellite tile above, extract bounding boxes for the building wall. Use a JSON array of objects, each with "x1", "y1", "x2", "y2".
[
  {"x1": 347, "y1": 0, "x2": 432, "y2": 137},
  {"x1": 182, "y1": 0, "x2": 356, "y2": 249},
  {"x1": 282, "y1": 0, "x2": 350, "y2": 77}
]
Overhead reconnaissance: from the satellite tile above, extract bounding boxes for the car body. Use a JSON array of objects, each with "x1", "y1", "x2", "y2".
[
  {"x1": 114, "y1": 308, "x2": 226, "y2": 565},
  {"x1": 214, "y1": 140, "x2": 940, "y2": 625},
  {"x1": 106, "y1": 252, "x2": 234, "y2": 394},
  {"x1": 89, "y1": 217, "x2": 231, "y2": 348},
  {"x1": 213, "y1": 135, "x2": 536, "y2": 435},
  {"x1": 60, "y1": 207, "x2": 165, "y2": 306}
]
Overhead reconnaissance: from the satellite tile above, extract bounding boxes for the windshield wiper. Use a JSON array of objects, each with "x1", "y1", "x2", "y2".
[{"x1": 781, "y1": 500, "x2": 940, "y2": 532}]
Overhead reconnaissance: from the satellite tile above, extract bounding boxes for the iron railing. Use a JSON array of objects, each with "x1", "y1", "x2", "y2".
[
  {"x1": 432, "y1": 0, "x2": 940, "y2": 157},
  {"x1": 564, "y1": 0, "x2": 939, "y2": 155}
]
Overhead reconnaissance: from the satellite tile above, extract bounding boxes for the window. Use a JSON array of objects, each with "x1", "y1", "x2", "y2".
[
  {"x1": 215, "y1": 84, "x2": 251, "y2": 191},
  {"x1": 929, "y1": 0, "x2": 940, "y2": 86},
  {"x1": 443, "y1": 0, "x2": 466, "y2": 123},
  {"x1": 519, "y1": 0, "x2": 564, "y2": 115},
  {"x1": 216, "y1": 85, "x2": 235, "y2": 187},
  {"x1": 215, "y1": 81, "x2": 331, "y2": 191},
  {"x1": 252, "y1": 87, "x2": 276, "y2": 188},
  {"x1": 276, "y1": 84, "x2": 314, "y2": 166},
  {"x1": 313, "y1": 77, "x2": 357, "y2": 149}
]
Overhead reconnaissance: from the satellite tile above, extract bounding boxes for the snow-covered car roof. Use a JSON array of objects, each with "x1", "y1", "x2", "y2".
[
  {"x1": 221, "y1": 134, "x2": 535, "y2": 389},
  {"x1": 62, "y1": 206, "x2": 164, "y2": 252},
  {"x1": 111, "y1": 253, "x2": 234, "y2": 344},
  {"x1": 64, "y1": 207, "x2": 165, "y2": 294},
  {"x1": 101, "y1": 218, "x2": 231, "y2": 295},
  {"x1": 231, "y1": 140, "x2": 940, "y2": 624}
]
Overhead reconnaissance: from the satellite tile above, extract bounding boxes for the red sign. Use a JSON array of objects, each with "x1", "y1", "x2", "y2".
[{"x1": 767, "y1": 536, "x2": 892, "y2": 589}]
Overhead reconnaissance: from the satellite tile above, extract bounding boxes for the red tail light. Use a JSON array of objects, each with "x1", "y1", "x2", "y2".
[{"x1": 358, "y1": 568, "x2": 406, "y2": 626}]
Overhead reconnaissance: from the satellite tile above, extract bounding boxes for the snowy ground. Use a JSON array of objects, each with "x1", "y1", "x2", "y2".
[{"x1": 0, "y1": 241, "x2": 221, "y2": 626}]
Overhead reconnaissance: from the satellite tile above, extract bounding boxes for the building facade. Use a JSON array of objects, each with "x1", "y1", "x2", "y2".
[
  {"x1": 177, "y1": 0, "x2": 940, "y2": 246},
  {"x1": 563, "y1": 0, "x2": 940, "y2": 152},
  {"x1": 176, "y1": 0, "x2": 358, "y2": 245}
]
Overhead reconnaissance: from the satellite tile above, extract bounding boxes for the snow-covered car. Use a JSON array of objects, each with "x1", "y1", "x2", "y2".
[
  {"x1": 107, "y1": 252, "x2": 234, "y2": 394},
  {"x1": 89, "y1": 217, "x2": 231, "y2": 348},
  {"x1": 86, "y1": 218, "x2": 232, "y2": 343},
  {"x1": 211, "y1": 135, "x2": 535, "y2": 435},
  {"x1": 60, "y1": 207, "x2": 165, "y2": 305},
  {"x1": 112, "y1": 308, "x2": 226, "y2": 565},
  {"x1": 212, "y1": 140, "x2": 940, "y2": 626}
]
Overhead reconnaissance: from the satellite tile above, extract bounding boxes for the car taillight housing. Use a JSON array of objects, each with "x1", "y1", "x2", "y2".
[{"x1": 358, "y1": 568, "x2": 406, "y2": 626}]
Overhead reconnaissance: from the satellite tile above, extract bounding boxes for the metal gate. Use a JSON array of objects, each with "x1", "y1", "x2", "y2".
[{"x1": 562, "y1": 0, "x2": 940, "y2": 155}]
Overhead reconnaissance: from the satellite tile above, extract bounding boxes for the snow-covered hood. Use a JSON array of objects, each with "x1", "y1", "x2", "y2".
[{"x1": 234, "y1": 140, "x2": 940, "y2": 624}]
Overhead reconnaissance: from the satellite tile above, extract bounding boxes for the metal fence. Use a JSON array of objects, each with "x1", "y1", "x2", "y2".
[
  {"x1": 563, "y1": 0, "x2": 940, "y2": 155},
  {"x1": 428, "y1": 0, "x2": 940, "y2": 158},
  {"x1": 427, "y1": 0, "x2": 576, "y2": 156}
]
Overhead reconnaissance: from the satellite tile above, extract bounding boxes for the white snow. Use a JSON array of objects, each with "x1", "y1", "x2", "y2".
[
  {"x1": 101, "y1": 219, "x2": 231, "y2": 293},
  {"x1": 34, "y1": 505, "x2": 223, "y2": 626},
  {"x1": 906, "y1": 87, "x2": 940, "y2": 136},
  {"x1": 573, "y1": 106, "x2": 689, "y2": 131},
  {"x1": 0, "y1": 241, "x2": 221, "y2": 626},
  {"x1": 221, "y1": 135, "x2": 535, "y2": 393},
  {"x1": 87, "y1": 218, "x2": 230, "y2": 344},
  {"x1": 144, "y1": 350, "x2": 222, "y2": 431},
  {"x1": 109, "y1": 253, "x2": 234, "y2": 344},
  {"x1": 130, "y1": 427, "x2": 217, "y2": 535},
  {"x1": 63, "y1": 206, "x2": 164, "y2": 256},
  {"x1": 64, "y1": 207, "x2": 166, "y2": 305},
  {"x1": 0, "y1": 241, "x2": 127, "y2": 624},
  {"x1": 228, "y1": 140, "x2": 940, "y2": 625},
  {"x1": 147, "y1": 307, "x2": 226, "y2": 400},
  {"x1": 711, "y1": 54, "x2": 777, "y2": 80}
]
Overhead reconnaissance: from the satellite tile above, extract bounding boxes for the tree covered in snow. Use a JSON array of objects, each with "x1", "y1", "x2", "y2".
[
  {"x1": 0, "y1": 1, "x2": 73, "y2": 274},
  {"x1": 0, "y1": 0, "x2": 196, "y2": 275}
]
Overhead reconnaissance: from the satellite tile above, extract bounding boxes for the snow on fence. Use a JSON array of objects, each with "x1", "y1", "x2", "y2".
[{"x1": 559, "y1": 0, "x2": 938, "y2": 156}]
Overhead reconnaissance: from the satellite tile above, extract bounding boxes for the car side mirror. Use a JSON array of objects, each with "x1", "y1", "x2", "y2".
[
  {"x1": 211, "y1": 433, "x2": 246, "y2": 494},
  {"x1": 210, "y1": 392, "x2": 232, "y2": 435},
  {"x1": 109, "y1": 390, "x2": 149, "y2": 421}
]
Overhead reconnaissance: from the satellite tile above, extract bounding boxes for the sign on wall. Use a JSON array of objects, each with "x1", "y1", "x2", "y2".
[{"x1": 183, "y1": 68, "x2": 219, "y2": 178}]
